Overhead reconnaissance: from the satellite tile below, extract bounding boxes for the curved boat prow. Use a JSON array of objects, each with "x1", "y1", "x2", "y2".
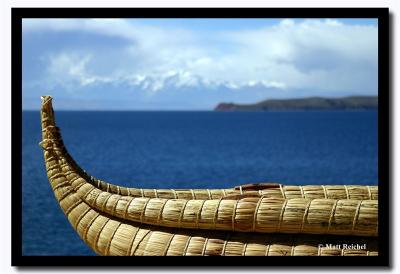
[
  {"x1": 39, "y1": 95, "x2": 379, "y2": 256},
  {"x1": 40, "y1": 96, "x2": 379, "y2": 200}
]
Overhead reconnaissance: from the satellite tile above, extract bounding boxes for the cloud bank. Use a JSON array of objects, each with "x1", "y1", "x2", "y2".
[{"x1": 22, "y1": 18, "x2": 378, "y2": 110}]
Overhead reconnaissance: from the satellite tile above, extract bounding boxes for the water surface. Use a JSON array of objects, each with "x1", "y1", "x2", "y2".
[{"x1": 22, "y1": 110, "x2": 378, "y2": 255}]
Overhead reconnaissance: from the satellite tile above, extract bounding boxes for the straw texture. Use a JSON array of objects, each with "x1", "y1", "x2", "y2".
[
  {"x1": 63, "y1": 145, "x2": 378, "y2": 201},
  {"x1": 85, "y1": 178, "x2": 378, "y2": 201},
  {"x1": 54, "y1": 142, "x2": 379, "y2": 201},
  {"x1": 46, "y1": 145, "x2": 379, "y2": 237},
  {"x1": 42, "y1": 95, "x2": 377, "y2": 202},
  {"x1": 40, "y1": 95, "x2": 379, "y2": 256},
  {"x1": 78, "y1": 187, "x2": 378, "y2": 236}
]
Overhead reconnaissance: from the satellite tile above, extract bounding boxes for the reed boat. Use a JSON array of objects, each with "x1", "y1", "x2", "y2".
[{"x1": 40, "y1": 95, "x2": 378, "y2": 256}]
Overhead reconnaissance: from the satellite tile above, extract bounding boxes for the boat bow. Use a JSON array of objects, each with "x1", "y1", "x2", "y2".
[{"x1": 40, "y1": 95, "x2": 379, "y2": 256}]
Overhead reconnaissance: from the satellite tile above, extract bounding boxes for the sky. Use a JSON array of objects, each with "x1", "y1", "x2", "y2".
[{"x1": 22, "y1": 18, "x2": 378, "y2": 110}]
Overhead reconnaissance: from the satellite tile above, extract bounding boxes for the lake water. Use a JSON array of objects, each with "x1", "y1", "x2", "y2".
[{"x1": 22, "y1": 110, "x2": 378, "y2": 256}]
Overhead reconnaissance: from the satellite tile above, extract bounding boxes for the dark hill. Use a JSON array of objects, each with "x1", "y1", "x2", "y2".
[{"x1": 214, "y1": 96, "x2": 378, "y2": 111}]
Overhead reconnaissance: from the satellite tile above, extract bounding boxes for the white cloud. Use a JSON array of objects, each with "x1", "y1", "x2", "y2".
[
  {"x1": 23, "y1": 18, "x2": 378, "y2": 98},
  {"x1": 45, "y1": 53, "x2": 114, "y2": 90},
  {"x1": 223, "y1": 19, "x2": 377, "y2": 91}
]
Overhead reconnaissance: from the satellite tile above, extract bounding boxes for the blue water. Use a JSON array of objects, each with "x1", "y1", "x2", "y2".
[{"x1": 22, "y1": 111, "x2": 378, "y2": 256}]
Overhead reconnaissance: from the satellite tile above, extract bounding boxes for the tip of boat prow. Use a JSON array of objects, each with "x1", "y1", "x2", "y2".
[{"x1": 41, "y1": 95, "x2": 53, "y2": 104}]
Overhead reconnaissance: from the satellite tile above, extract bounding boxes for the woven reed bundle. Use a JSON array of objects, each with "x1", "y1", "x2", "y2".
[
  {"x1": 57, "y1": 187, "x2": 380, "y2": 256},
  {"x1": 42, "y1": 134, "x2": 378, "y2": 256},
  {"x1": 40, "y1": 96, "x2": 378, "y2": 238},
  {"x1": 78, "y1": 185, "x2": 378, "y2": 237},
  {"x1": 50, "y1": 150, "x2": 379, "y2": 237},
  {"x1": 88, "y1": 178, "x2": 378, "y2": 201},
  {"x1": 40, "y1": 95, "x2": 378, "y2": 202},
  {"x1": 41, "y1": 95, "x2": 379, "y2": 256}
]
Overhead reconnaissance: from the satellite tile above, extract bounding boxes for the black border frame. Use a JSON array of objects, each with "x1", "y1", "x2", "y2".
[{"x1": 12, "y1": 7, "x2": 390, "y2": 267}]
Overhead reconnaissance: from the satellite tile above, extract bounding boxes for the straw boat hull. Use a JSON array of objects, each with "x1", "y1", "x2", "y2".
[{"x1": 40, "y1": 96, "x2": 378, "y2": 256}]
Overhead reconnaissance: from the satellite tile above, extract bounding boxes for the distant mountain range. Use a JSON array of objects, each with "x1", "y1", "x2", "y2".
[{"x1": 214, "y1": 96, "x2": 378, "y2": 111}]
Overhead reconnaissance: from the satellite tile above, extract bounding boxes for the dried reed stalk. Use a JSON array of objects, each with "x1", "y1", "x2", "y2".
[
  {"x1": 45, "y1": 146, "x2": 380, "y2": 238},
  {"x1": 41, "y1": 95, "x2": 378, "y2": 201},
  {"x1": 40, "y1": 95, "x2": 379, "y2": 256},
  {"x1": 84, "y1": 175, "x2": 379, "y2": 200},
  {"x1": 44, "y1": 137, "x2": 378, "y2": 256}
]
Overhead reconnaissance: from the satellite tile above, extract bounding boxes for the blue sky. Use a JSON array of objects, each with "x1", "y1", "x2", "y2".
[{"x1": 22, "y1": 18, "x2": 378, "y2": 110}]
